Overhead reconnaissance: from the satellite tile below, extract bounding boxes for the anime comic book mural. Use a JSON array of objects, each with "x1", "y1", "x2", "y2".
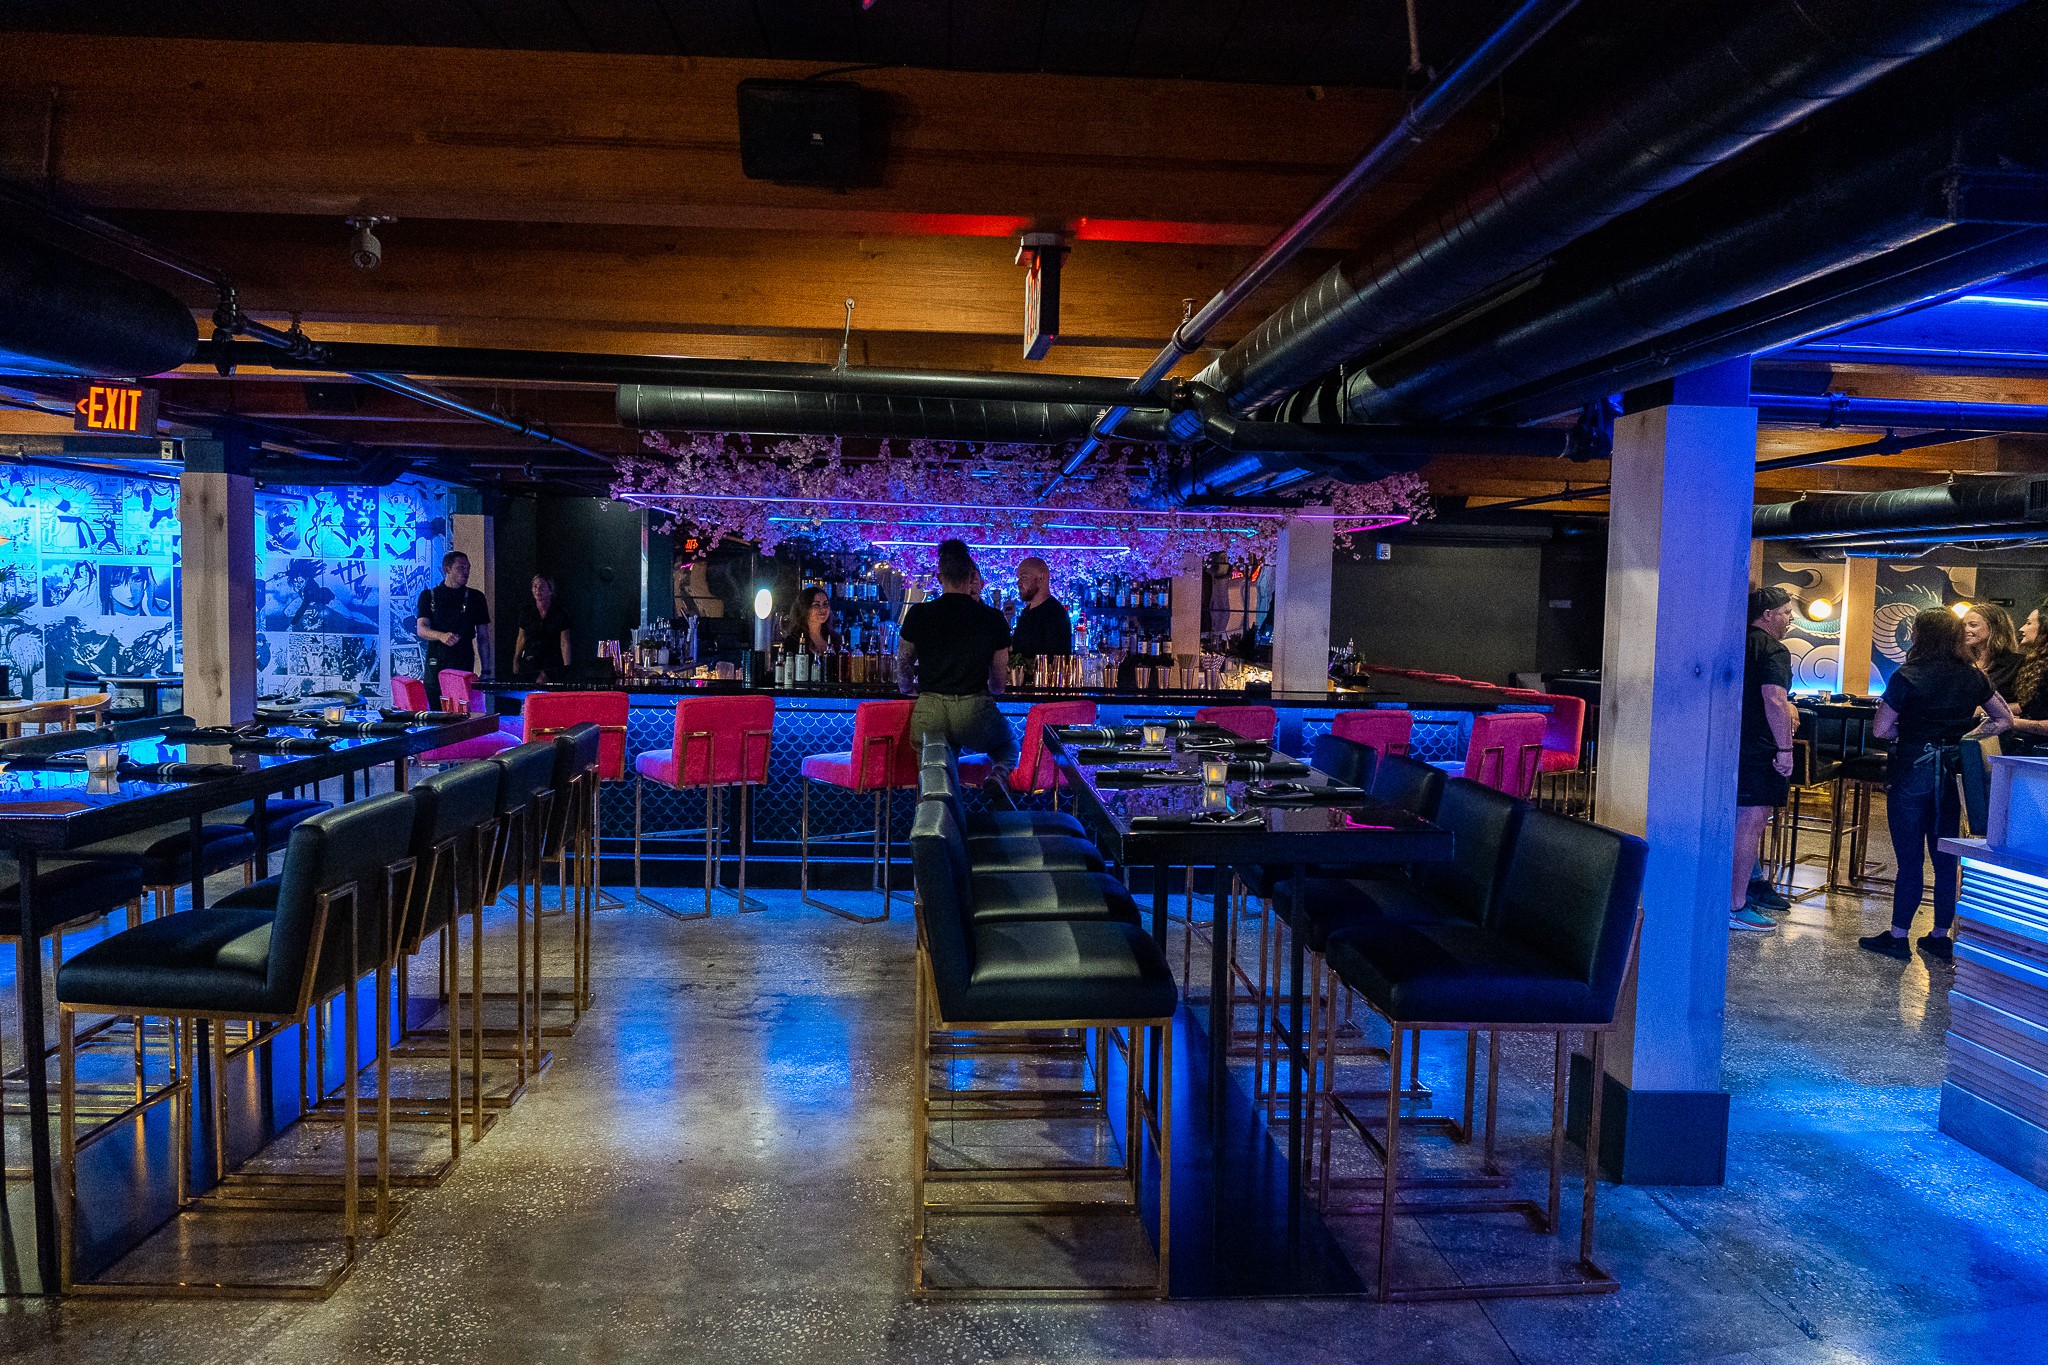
[
  {"x1": 255, "y1": 479, "x2": 456, "y2": 701},
  {"x1": 0, "y1": 468, "x2": 455, "y2": 702}
]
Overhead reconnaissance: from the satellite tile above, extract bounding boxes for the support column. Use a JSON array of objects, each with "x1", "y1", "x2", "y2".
[
  {"x1": 1270, "y1": 515, "x2": 1333, "y2": 697},
  {"x1": 452, "y1": 506, "x2": 496, "y2": 673},
  {"x1": 178, "y1": 440, "x2": 256, "y2": 728},
  {"x1": 1578, "y1": 368, "x2": 1757, "y2": 1185},
  {"x1": 1838, "y1": 557, "x2": 1878, "y2": 696},
  {"x1": 1171, "y1": 553, "x2": 1205, "y2": 664}
]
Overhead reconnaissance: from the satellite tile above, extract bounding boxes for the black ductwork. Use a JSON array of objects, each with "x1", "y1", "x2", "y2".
[
  {"x1": 1327, "y1": 44, "x2": 2048, "y2": 425},
  {"x1": 1755, "y1": 394, "x2": 2048, "y2": 434},
  {"x1": 1752, "y1": 475, "x2": 2048, "y2": 541},
  {"x1": 0, "y1": 225, "x2": 197, "y2": 378},
  {"x1": 1197, "y1": 0, "x2": 2027, "y2": 417},
  {"x1": 225, "y1": 340, "x2": 1142, "y2": 406},
  {"x1": 618, "y1": 385, "x2": 1105, "y2": 444}
]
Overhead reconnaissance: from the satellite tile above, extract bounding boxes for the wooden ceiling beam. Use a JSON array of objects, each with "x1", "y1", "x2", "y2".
[{"x1": 0, "y1": 35, "x2": 1501, "y2": 245}]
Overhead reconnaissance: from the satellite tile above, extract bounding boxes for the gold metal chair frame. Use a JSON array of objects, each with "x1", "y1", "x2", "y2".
[
  {"x1": 471, "y1": 783, "x2": 557, "y2": 1088},
  {"x1": 910, "y1": 941, "x2": 1173, "y2": 1300},
  {"x1": 633, "y1": 724, "x2": 772, "y2": 920},
  {"x1": 800, "y1": 732, "x2": 906, "y2": 924},
  {"x1": 56, "y1": 859, "x2": 414, "y2": 1299}
]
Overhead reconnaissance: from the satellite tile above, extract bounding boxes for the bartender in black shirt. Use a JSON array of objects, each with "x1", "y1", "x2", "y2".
[
  {"x1": 898, "y1": 540, "x2": 1019, "y2": 784},
  {"x1": 415, "y1": 550, "x2": 492, "y2": 707},
  {"x1": 1008, "y1": 556, "x2": 1073, "y2": 658}
]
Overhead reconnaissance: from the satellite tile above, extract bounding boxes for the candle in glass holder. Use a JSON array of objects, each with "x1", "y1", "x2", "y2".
[
  {"x1": 1201, "y1": 757, "x2": 1230, "y2": 786},
  {"x1": 1200, "y1": 783, "x2": 1231, "y2": 813},
  {"x1": 1142, "y1": 723, "x2": 1167, "y2": 749},
  {"x1": 322, "y1": 704, "x2": 348, "y2": 725},
  {"x1": 85, "y1": 744, "x2": 121, "y2": 777}
]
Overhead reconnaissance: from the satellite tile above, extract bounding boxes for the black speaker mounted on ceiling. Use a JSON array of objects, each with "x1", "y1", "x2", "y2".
[{"x1": 737, "y1": 79, "x2": 863, "y2": 187}]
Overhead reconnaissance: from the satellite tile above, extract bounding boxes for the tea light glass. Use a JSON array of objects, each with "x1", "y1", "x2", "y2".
[
  {"x1": 85, "y1": 744, "x2": 122, "y2": 777},
  {"x1": 1200, "y1": 783, "x2": 1231, "y2": 813},
  {"x1": 322, "y1": 704, "x2": 348, "y2": 725},
  {"x1": 1141, "y1": 723, "x2": 1167, "y2": 749},
  {"x1": 86, "y1": 773, "x2": 120, "y2": 797},
  {"x1": 1201, "y1": 757, "x2": 1230, "y2": 786}
]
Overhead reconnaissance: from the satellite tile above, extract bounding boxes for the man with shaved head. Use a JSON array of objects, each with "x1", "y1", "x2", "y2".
[{"x1": 1009, "y1": 556, "x2": 1073, "y2": 660}]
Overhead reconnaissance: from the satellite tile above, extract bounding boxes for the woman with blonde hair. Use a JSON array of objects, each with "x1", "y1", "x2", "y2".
[{"x1": 1963, "y1": 602, "x2": 2023, "y2": 700}]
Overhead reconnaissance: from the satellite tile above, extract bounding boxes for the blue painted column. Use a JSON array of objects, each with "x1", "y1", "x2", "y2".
[{"x1": 1577, "y1": 360, "x2": 1757, "y2": 1184}]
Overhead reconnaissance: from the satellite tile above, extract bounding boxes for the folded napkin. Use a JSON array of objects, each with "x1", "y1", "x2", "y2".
[
  {"x1": 1226, "y1": 758, "x2": 1311, "y2": 779},
  {"x1": 183, "y1": 724, "x2": 272, "y2": 745},
  {"x1": 380, "y1": 708, "x2": 469, "y2": 726},
  {"x1": 1093, "y1": 767, "x2": 1202, "y2": 787},
  {"x1": 314, "y1": 721, "x2": 411, "y2": 736},
  {"x1": 1052, "y1": 725, "x2": 1140, "y2": 746},
  {"x1": 1131, "y1": 810, "x2": 1265, "y2": 829},
  {"x1": 1074, "y1": 746, "x2": 1171, "y2": 764},
  {"x1": 4, "y1": 755, "x2": 240, "y2": 781},
  {"x1": 229, "y1": 736, "x2": 334, "y2": 754},
  {"x1": 1244, "y1": 780, "x2": 1366, "y2": 803},
  {"x1": 1179, "y1": 737, "x2": 1273, "y2": 755}
]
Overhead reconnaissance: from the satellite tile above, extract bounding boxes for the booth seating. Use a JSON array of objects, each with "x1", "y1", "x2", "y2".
[
  {"x1": 907, "y1": 801, "x2": 1175, "y2": 1297},
  {"x1": 1008, "y1": 699, "x2": 1097, "y2": 801},
  {"x1": 1317, "y1": 807, "x2": 1647, "y2": 1301},
  {"x1": 632, "y1": 694, "x2": 774, "y2": 919},
  {"x1": 1332, "y1": 709, "x2": 1413, "y2": 759},
  {"x1": 1195, "y1": 704, "x2": 1278, "y2": 742},
  {"x1": 1439, "y1": 711, "x2": 1545, "y2": 798},
  {"x1": 55, "y1": 795, "x2": 420, "y2": 1297},
  {"x1": 799, "y1": 698, "x2": 922, "y2": 924}
]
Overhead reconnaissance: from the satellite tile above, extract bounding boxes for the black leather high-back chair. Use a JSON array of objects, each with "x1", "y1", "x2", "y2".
[
  {"x1": 485, "y1": 741, "x2": 558, "y2": 1084},
  {"x1": 1419, "y1": 778, "x2": 1525, "y2": 927},
  {"x1": 55, "y1": 793, "x2": 417, "y2": 1295},
  {"x1": 545, "y1": 722, "x2": 603, "y2": 1016},
  {"x1": 1310, "y1": 733, "x2": 1377, "y2": 790},
  {"x1": 1490, "y1": 810, "x2": 1646, "y2": 1017},
  {"x1": 1370, "y1": 753, "x2": 1446, "y2": 819}
]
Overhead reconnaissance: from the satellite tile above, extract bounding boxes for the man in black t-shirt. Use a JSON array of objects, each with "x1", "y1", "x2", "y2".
[
  {"x1": 898, "y1": 540, "x2": 1019, "y2": 783},
  {"x1": 1009, "y1": 556, "x2": 1073, "y2": 659},
  {"x1": 415, "y1": 550, "x2": 492, "y2": 708},
  {"x1": 1732, "y1": 586, "x2": 1798, "y2": 933}
]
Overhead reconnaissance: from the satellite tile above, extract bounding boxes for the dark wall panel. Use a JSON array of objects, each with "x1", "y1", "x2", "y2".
[
  {"x1": 1333, "y1": 542, "x2": 1544, "y2": 685},
  {"x1": 533, "y1": 496, "x2": 644, "y2": 667}
]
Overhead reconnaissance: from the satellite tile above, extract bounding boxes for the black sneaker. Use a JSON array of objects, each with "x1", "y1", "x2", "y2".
[
  {"x1": 1746, "y1": 879, "x2": 1791, "y2": 912},
  {"x1": 1858, "y1": 932, "x2": 1911, "y2": 960},
  {"x1": 1917, "y1": 934, "x2": 1955, "y2": 962}
]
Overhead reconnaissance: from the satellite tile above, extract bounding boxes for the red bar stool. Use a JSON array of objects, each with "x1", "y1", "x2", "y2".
[
  {"x1": 1331, "y1": 708, "x2": 1413, "y2": 758},
  {"x1": 1007, "y1": 700, "x2": 1095, "y2": 802},
  {"x1": 1444, "y1": 711, "x2": 1546, "y2": 797},
  {"x1": 632, "y1": 694, "x2": 774, "y2": 920},
  {"x1": 800, "y1": 698, "x2": 920, "y2": 924},
  {"x1": 1196, "y1": 704, "x2": 1277, "y2": 741},
  {"x1": 525, "y1": 688, "x2": 630, "y2": 921}
]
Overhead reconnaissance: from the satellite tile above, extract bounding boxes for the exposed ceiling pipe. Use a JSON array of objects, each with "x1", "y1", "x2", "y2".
[
  {"x1": 1755, "y1": 394, "x2": 2048, "y2": 434},
  {"x1": 1036, "y1": 0, "x2": 1585, "y2": 495},
  {"x1": 216, "y1": 339, "x2": 1139, "y2": 406},
  {"x1": 1324, "y1": 43, "x2": 2048, "y2": 425},
  {"x1": 1765, "y1": 342, "x2": 2048, "y2": 376},
  {"x1": 1752, "y1": 474, "x2": 2048, "y2": 540},
  {"x1": 0, "y1": 224, "x2": 197, "y2": 377},
  {"x1": 1199, "y1": 0, "x2": 2032, "y2": 418}
]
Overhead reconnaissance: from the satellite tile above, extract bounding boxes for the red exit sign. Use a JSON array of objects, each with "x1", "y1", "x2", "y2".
[{"x1": 74, "y1": 382, "x2": 158, "y2": 435}]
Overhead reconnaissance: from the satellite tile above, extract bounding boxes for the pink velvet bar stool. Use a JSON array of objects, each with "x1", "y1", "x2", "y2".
[
  {"x1": 799, "y1": 698, "x2": 920, "y2": 924},
  {"x1": 1451, "y1": 710, "x2": 1547, "y2": 798},
  {"x1": 1331, "y1": 708, "x2": 1413, "y2": 760},
  {"x1": 632, "y1": 694, "x2": 775, "y2": 920},
  {"x1": 1008, "y1": 699, "x2": 1095, "y2": 802}
]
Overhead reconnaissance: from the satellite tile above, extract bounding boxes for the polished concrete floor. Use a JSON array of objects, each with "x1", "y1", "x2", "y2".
[{"x1": 6, "y1": 839, "x2": 2048, "y2": 1363}]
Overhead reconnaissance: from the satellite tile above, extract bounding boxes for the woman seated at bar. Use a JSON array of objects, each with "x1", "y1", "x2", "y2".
[
  {"x1": 513, "y1": 574, "x2": 573, "y2": 683},
  {"x1": 898, "y1": 539, "x2": 1018, "y2": 786},
  {"x1": 1860, "y1": 606, "x2": 2012, "y2": 962},
  {"x1": 783, "y1": 585, "x2": 839, "y2": 658},
  {"x1": 1964, "y1": 602, "x2": 2023, "y2": 701}
]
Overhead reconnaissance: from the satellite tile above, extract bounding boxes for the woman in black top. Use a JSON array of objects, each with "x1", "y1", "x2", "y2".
[
  {"x1": 781, "y1": 585, "x2": 838, "y2": 656},
  {"x1": 513, "y1": 574, "x2": 572, "y2": 683},
  {"x1": 1861, "y1": 607, "x2": 2012, "y2": 962},
  {"x1": 2005, "y1": 602, "x2": 2048, "y2": 755},
  {"x1": 1964, "y1": 603, "x2": 2023, "y2": 701}
]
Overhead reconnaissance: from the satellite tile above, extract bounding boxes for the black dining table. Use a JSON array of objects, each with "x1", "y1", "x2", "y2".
[
  {"x1": 0, "y1": 711, "x2": 499, "y2": 1297},
  {"x1": 1049, "y1": 725, "x2": 1454, "y2": 1297}
]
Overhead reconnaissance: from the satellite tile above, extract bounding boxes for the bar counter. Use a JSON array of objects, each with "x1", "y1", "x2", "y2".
[{"x1": 474, "y1": 676, "x2": 1534, "y2": 857}]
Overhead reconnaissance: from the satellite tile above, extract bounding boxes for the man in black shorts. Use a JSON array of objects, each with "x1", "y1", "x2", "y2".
[
  {"x1": 897, "y1": 539, "x2": 1019, "y2": 786},
  {"x1": 1733, "y1": 586, "x2": 1798, "y2": 933}
]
